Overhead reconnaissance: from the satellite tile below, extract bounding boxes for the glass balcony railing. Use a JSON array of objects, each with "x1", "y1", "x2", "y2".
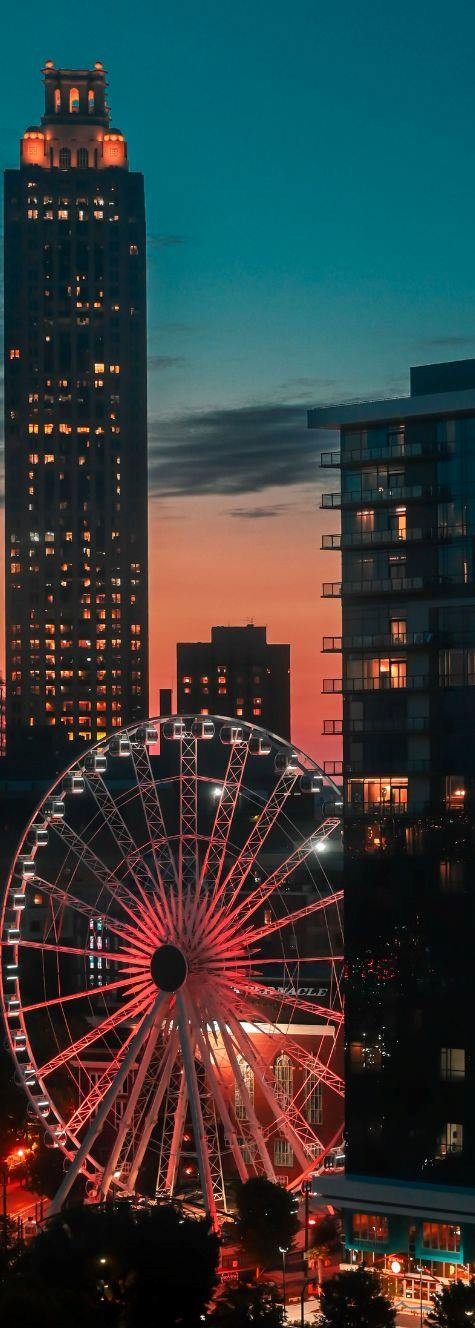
[
  {"x1": 321, "y1": 533, "x2": 341, "y2": 549},
  {"x1": 347, "y1": 715, "x2": 429, "y2": 733},
  {"x1": 322, "y1": 582, "x2": 342, "y2": 597}
]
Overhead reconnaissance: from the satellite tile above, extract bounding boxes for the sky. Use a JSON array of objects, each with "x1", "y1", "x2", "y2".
[{"x1": 1, "y1": 0, "x2": 475, "y2": 756}]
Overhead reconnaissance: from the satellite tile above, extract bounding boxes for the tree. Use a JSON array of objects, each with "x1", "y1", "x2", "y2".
[
  {"x1": 233, "y1": 1178, "x2": 299, "y2": 1271},
  {"x1": 210, "y1": 1279, "x2": 285, "y2": 1326},
  {"x1": 0, "y1": 1200, "x2": 220, "y2": 1327},
  {"x1": 23, "y1": 1139, "x2": 68, "y2": 1201},
  {"x1": 426, "y1": 1279, "x2": 475, "y2": 1327},
  {"x1": 317, "y1": 1267, "x2": 396, "y2": 1328}
]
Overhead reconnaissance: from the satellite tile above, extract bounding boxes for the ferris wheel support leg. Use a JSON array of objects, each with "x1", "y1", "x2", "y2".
[
  {"x1": 48, "y1": 992, "x2": 166, "y2": 1217},
  {"x1": 99, "y1": 995, "x2": 170, "y2": 1199},
  {"x1": 191, "y1": 1016, "x2": 249, "y2": 1184},
  {"x1": 175, "y1": 991, "x2": 218, "y2": 1227},
  {"x1": 165, "y1": 1067, "x2": 188, "y2": 1194},
  {"x1": 124, "y1": 1032, "x2": 179, "y2": 1195},
  {"x1": 213, "y1": 1007, "x2": 276, "y2": 1183}
]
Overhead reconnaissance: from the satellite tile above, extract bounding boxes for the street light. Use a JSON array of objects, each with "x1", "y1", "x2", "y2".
[
  {"x1": 390, "y1": 1259, "x2": 402, "y2": 1275},
  {"x1": 279, "y1": 1246, "x2": 289, "y2": 1318}
]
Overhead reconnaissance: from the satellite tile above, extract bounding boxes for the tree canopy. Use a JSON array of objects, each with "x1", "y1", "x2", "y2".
[
  {"x1": 317, "y1": 1267, "x2": 396, "y2": 1328},
  {"x1": 210, "y1": 1279, "x2": 285, "y2": 1326},
  {"x1": 233, "y1": 1178, "x2": 299, "y2": 1270},
  {"x1": 0, "y1": 1199, "x2": 220, "y2": 1327},
  {"x1": 426, "y1": 1279, "x2": 475, "y2": 1327}
]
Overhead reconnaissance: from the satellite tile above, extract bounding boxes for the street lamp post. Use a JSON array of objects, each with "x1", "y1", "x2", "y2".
[
  {"x1": 279, "y1": 1246, "x2": 289, "y2": 1319},
  {"x1": 301, "y1": 1180, "x2": 312, "y2": 1270}
]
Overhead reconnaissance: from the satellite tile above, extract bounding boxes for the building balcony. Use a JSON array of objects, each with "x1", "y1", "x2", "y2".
[
  {"x1": 345, "y1": 758, "x2": 431, "y2": 776},
  {"x1": 323, "y1": 676, "x2": 429, "y2": 694},
  {"x1": 322, "y1": 719, "x2": 343, "y2": 735},
  {"x1": 338, "y1": 631, "x2": 433, "y2": 650},
  {"x1": 321, "y1": 533, "x2": 341, "y2": 550},
  {"x1": 343, "y1": 574, "x2": 473, "y2": 597},
  {"x1": 347, "y1": 715, "x2": 429, "y2": 734},
  {"x1": 322, "y1": 636, "x2": 343, "y2": 652},
  {"x1": 322, "y1": 582, "x2": 342, "y2": 598},
  {"x1": 345, "y1": 800, "x2": 430, "y2": 819},
  {"x1": 322, "y1": 484, "x2": 450, "y2": 510},
  {"x1": 320, "y1": 450, "x2": 340, "y2": 467},
  {"x1": 323, "y1": 760, "x2": 343, "y2": 776},
  {"x1": 336, "y1": 439, "x2": 451, "y2": 466}
]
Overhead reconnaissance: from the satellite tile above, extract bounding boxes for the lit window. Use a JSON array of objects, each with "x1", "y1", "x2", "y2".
[
  {"x1": 352, "y1": 1213, "x2": 388, "y2": 1244},
  {"x1": 88, "y1": 89, "x2": 94, "y2": 114},
  {"x1": 437, "y1": 1123, "x2": 463, "y2": 1157},
  {"x1": 422, "y1": 1222, "x2": 461, "y2": 1253},
  {"x1": 54, "y1": 88, "x2": 61, "y2": 113},
  {"x1": 445, "y1": 776, "x2": 466, "y2": 810},
  {"x1": 9, "y1": 348, "x2": 20, "y2": 360},
  {"x1": 69, "y1": 87, "x2": 80, "y2": 113},
  {"x1": 440, "y1": 1048, "x2": 465, "y2": 1081}
]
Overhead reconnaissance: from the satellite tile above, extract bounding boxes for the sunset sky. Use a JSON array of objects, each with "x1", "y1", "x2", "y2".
[{"x1": 2, "y1": 0, "x2": 475, "y2": 756}]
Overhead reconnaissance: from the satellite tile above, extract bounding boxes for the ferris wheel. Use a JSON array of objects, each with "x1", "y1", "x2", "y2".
[{"x1": 0, "y1": 716, "x2": 343, "y2": 1225}]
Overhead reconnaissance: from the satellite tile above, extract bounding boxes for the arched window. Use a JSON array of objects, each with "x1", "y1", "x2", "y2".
[
  {"x1": 54, "y1": 88, "x2": 61, "y2": 114},
  {"x1": 235, "y1": 1057, "x2": 254, "y2": 1120},
  {"x1": 88, "y1": 90, "x2": 95, "y2": 114},
  {"x1": 69, "y1": 87, "x2": 80, "y2": 114},
  {"x1": 59, "y1": 147, "x2": 71, "y2": 169},
  {"x1": 77, "y1": 147, "x2": 89, "y2": 169},
  {"x1": 274, "y1": 1052, "x2": 293, "y2": 1108},
  {"x1": 274, "y1": 1136, "x2": 293, "y2": 1167},
  {"x1": 305, "y1": 1073, "x2": 322, "y2": 1125}
]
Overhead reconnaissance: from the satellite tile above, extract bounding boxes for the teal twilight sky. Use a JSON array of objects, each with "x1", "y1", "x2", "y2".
[{"x1": 1, "y1": 0, "x2": 475, "y2": 751}]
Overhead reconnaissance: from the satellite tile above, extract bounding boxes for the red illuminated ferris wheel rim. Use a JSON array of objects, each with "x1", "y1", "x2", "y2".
[{"x1": 0, "y1": 716, "x2": 343, "y2": 1221}]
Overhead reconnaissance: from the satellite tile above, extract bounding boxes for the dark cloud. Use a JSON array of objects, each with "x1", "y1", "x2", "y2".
[
  {"x1": 416, "y1": 335, "x2": 475, "y2": 349},
  {"x1": 148, "y1": 354, "x2": 186, "y2": 373},
  {"x1": 148, "y1": 233, "x2": 188, "y2": 249},
  {"x1": 148, "y1": 402, "x2": 327, "y2": 499},
  {"x1": 228, "y1": 504, "x2": 289, "y2": 520}
]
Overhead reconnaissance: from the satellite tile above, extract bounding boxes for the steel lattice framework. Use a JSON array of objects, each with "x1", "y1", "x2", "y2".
[{"x1": 0, "y1": 716, "x2": 343, "y2": 1225}]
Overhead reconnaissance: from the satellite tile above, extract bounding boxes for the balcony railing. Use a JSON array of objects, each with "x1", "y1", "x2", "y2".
[
  {"x1": 322, "y1": 720, "x2": 343, "y2": 735},
  {"x1": 345, "y1": 758, "x2": 431, "y2": 776},
  {"x1": 340, "y1": 631, "x2": 434, "y2": 650},
  {"x1": 320, "y1": 451, "x2": 340, "y2": 467},
  {"x1": 344, "y1": 574, "x2": 472, "y2": 596},
  {"x1": 341, "y1": 675, "x2": 429, "y2": 693},
  {"x1": 347, "y1": 715, "x2": 429, "y2": 734},
  {"x1": 323, "y1": 484, "x2": 449, "y2": 509},
  {"x1": 339, "y1": 439, "x2": 451, "y2": 466},
  {"x1": 346, "y1": 800, "x2": 430, "y2": 819},
  {"x1": 323, "y1": 760, "x2": 343, "y2": 776},
  {"x1": 321, "y1": 534, "x2": 341, "y2": 550},
  {"x1": 341, "y1": 525, "x2": 463, "y2": 549},
  {"x1": 322, "y1": 582, "x2": 342, "y2": 598},
  {"x1": 322, "y1": 636, "x2": 342, "y2": 652}
]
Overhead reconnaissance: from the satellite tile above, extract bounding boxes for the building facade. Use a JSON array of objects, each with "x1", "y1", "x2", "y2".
[
  {"x1": 4, "y1": 62, "x2": 148, "y2": 749},
  {"x1": 309, "y1": 359, "x2": 475, "y2": 1281},
  {"x1": 177, "y1": 625, "x2": 291, "y2": 740}
]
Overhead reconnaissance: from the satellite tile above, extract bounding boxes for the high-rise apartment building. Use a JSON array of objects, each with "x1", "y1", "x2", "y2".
[
  {"x1": 309, "y1": 360, "x2": 475, "y2": 1282},
  {"x1": 4, "y1": 62, "x2": 148, "y2": 749},
  {"x1": 177, "y1": 625, "x2": 291, "y2": 739}
]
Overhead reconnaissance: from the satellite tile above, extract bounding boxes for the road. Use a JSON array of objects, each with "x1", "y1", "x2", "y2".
[
  {"x1": 5, "y1": 1181, "x2": 42, "y2": 1221},
  {"x1": 285, "y1": 1297, "x2": 426, "y2": 1325}
]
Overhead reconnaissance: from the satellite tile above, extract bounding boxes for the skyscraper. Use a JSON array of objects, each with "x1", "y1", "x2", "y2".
[
  {"x1": 4, "y1": 62, "x2": 148, "y2": 750},
  {"x1": 177, "y1": 625, "x2": 291, "y2": 739},
  {"x1": 309, "y1": 360, "x2": 475, "y2": 1283}
]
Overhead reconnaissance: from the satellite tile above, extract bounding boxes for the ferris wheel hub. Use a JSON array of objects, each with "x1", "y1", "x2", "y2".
[{"x1": 150, "y1": 943, "x2": 188, "y2": 993}]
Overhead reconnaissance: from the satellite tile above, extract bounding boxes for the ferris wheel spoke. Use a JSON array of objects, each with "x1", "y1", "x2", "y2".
[
  {"x1": 211, "y1": 1004, "x2": 276, "y2": 1182},
  {"x1": 100, "y1": 994, "x2": 171, "y2": 1198},
  {"x1": 192, "y1": 739, "x2": 249, "y2": 932},
  {"x1": 236, "y1": 1003, "x2": 344, "y2": 1096},
  {"x1": 38, "y1": 986, "x2": 155, "y2": 1079},
  {"x1": 175, "y1": 989, "x2": 218, "y2": 1225},
  {"x1": 247, "y1": 889, "x2": 344, "y2": 946},
  {"x1": 124, "y1": 1030, "x2": 179, "y2": 1196},
  {"x1": 3, "y1": 937, "x2": 148, "y2": 969},
  {"x1": 22, "y1": 970, "x2": 153, "y2": 1014},
  {"x1": 81, "y1": 772, "x2": 162, "y2": 920},
  {"x1": 234, "y1": 980, "x2": 343, "y2": 1025},
  {"x1": 49, "y1": 991, "x2": 168, "y2": 1215},
  {"x1": 178, "y1": 734, "x2": 199, "y2": 935},
  {"x1": 130, "y1": 739, "x2": 179, "y2": 933},
  {"x1": 31, "y1": 875, "x2": 146, "y2": 949},
  {"x1": 164, "y1": 1066, "x2": 188, "y2": 1195},
  {"x1": 50, "y1": 818, "x2": 160, "y2": 942},
  {"x1": 206, "y1": 769, "x2": 300, "y2": 922},
  {"x1": 212, "y1": 818, "x2": 341, "y2": 945},
  {"x1": 225, "y1": 1011, "x2": 314, "y2": 1171}
]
